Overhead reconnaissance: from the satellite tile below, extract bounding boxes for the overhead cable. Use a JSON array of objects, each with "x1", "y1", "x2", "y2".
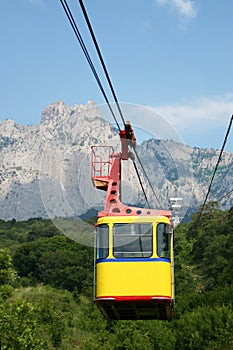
[
  {"x1": 59, "y1": 0, "x2": 121, "y2": 131},
  {"x1": 78, "y1": 0, "x2": 126, "y2": 127},
  {"x1": 219, "y1": 188, "x2": 233, "y2": 202},
  {"x1": 60, "y1": 0, "x2": 162, "y2": 209},
  {"x1": 132, "y1": 161, "x2": 150, "y2": 208},
  {"x1": 77, "y1": 0, "x2": 154, "y2": 207},
  {"x1": 78, "y1": 0, "x2": 164, "y2": 208},
  {"x1": 195, "y1": 114, "x2": 233, "y2": 225},
  {"x1": 134, "y1": 148, "x2": 162, "y2": 209}
]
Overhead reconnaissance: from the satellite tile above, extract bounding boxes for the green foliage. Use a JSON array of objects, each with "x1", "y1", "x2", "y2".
[
  {"x1": 186, "y1": 202, "x2": 233, "y2": 290},
  {"x1": 175, "y1": 305, "x2": 233, "y2": 350},
  {"x1": 13, "y1": 235, "x2": 93, "y2": 295},
  {"x1": 0, "y1": 298, "x2": 47, "y2": 349},
  {"x1": 0, "y1": 248, "x2": 17, "y2": 286},
  {"x1": 0, "y1": 285, "x2": 14, "y2": 301},
  {"x1": 0, "y1": 218, "x2": 61, "y2": 249},
  {"x1": 0, "y1": 209, "x2": 233, "y2": 349},
  {"x1": 174, "y1": 223, "x2": 200, "y2": 294},
  {"x1": 14, "y1": 285, "x2": 80, "y2": 349}
]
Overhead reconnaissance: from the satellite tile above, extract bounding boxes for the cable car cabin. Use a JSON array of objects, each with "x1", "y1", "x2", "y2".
[
  {"x1": 95, "y1": 214, "x2": 174, "y2": 320},
  {"x1": 91, "y1": 124, "x2": 174, "y2": 320}
]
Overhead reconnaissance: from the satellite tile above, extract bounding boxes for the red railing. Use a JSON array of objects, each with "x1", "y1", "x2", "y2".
[{"x1": 91, "y1": 146, "x2": 113, "y2": 179}]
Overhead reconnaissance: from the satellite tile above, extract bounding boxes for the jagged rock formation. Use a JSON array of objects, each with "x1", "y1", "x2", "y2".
[{"x1": 0, "y1": 100, "x2": 232, "y2": 221}]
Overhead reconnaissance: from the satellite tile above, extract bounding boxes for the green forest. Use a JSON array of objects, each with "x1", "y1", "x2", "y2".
[{"x1": 0, "y1": 201, "x2": 233, "y2": 349}]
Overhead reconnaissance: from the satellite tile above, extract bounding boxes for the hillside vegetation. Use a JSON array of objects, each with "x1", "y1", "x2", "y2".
[{"x1": 0, "y1": 203, "x2": 233, "y2": 349}]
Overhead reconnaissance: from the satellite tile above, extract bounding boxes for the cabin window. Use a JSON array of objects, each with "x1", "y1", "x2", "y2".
[
  {"x1": 113, "y1": 223, "x2": 152, "y2": 258},
  {"x1": 157, "y1": 223, "x2": 170, "y2": 258},
  {"x1": 96, "y1": 224, "x2": 109, "y2": 259}
]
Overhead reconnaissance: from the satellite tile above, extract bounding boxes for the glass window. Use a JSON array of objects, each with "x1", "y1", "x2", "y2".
[
  {"x1": 113, "y1": 223, "x2": 152, "y2": 258},
  {"x1": 96, "y1": 224, "x2": 109, "y2": 259},
  {"x1": 157, "y1": 223, "x2": 170, "y2": 258}
]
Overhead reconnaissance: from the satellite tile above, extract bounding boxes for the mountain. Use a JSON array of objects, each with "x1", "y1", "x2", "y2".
[{"x1": 0, "y1": 100, "x2": 232, "y2": 222}]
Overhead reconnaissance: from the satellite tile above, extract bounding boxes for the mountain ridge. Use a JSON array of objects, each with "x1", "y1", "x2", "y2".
[{"x1": 0, "y1": 100, "x2": 232, "y2": 221}]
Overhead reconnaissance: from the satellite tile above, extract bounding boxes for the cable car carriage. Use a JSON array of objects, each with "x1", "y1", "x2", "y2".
[{"x1": 91, "y1": 124, "x2": 174, "y2": 320}]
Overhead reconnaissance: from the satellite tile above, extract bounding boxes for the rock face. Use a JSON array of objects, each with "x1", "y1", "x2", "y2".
[{"x1": 0, "y1": 100, "x2": 232, "y2": 221}]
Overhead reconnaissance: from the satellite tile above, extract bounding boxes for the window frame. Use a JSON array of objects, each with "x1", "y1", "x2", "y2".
[
  {"x1": 113, "y1": 222, "x2": 153, "y2": 258},
  {"x1": 96, "y1": 224, "x2": 109, "y2": 259},
  {"x1": 156, "y1": 223, "x2": 171, "y2": 259}
]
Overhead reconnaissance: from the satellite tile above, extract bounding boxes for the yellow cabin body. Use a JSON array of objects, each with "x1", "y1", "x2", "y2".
[{"x1": 95, "y1": 215, "x2": 174, "y2": 320}]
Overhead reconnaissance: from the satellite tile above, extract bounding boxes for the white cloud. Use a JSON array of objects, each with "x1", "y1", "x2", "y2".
[
  {"x1": 153, "y1": 94, "x2": 233, "y2": 131},
  {"x1": 155, "y1": 0, "x2": 197, "y2": 20},
  {"x1": 150, "y1": 94, "x2": 233, "y2": 151}
]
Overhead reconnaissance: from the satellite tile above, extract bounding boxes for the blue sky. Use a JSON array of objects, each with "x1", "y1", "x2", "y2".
[{"x1": 1, "y1": 0, "x2": 233, "y2": 151}]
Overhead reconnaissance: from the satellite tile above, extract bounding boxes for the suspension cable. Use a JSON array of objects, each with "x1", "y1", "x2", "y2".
[
  {"x1": 219, "y1": 188, "x2": 233, "y2": 202},
  {"x1": 77, "y1": 0, "x2": 163, "y2": 208},
  {"x1": 195, "y1": 114, "x2": 233, "y2": 225},
  {"x1": 133, "y1": 161, "x2": 150, "y2": 208},
  {"x1": 134, "y1": 148, "x2": 162, "y2": 208},
  {"x1": 60, "y1": 0, "x2": 162, "y2": 209},
  {"x1": 78, "y1": 0, "x2": 126, "y2": 127},
  {"x1": 59, "y1": 0, "x2": 121, "y2": 131}
]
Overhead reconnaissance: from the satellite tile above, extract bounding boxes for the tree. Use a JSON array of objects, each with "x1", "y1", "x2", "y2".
[
  {"x1": 0, "y1": 248, "x2": 17, "y2": 286},
  {"x1": 0, "y1": 299, "x2": 47, "y2": 349},
  {"x1": 13, "y1": 236, "x2": 93, "y2": 294}
]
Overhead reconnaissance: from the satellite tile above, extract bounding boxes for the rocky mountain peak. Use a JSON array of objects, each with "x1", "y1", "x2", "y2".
[
  {"x1": 41, "y1": 100, "x2": 100, "y2": 125},
  {"x1": 0, "y1": 100, "x2": 232, "y2": 221},
  {"x1": 41, "y1": 100, "x2": 69, "y2": 123},
  {"x1": 0, "y1": 119, "x2": 17, "y2": 138}
]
